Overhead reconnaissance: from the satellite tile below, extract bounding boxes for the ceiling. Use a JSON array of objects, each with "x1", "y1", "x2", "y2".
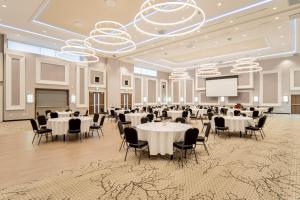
[{"x1": 0, "y1": 0, "x2": 300, "y2": 72}]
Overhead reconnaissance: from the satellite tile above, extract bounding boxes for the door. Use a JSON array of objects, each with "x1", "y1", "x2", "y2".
[
  {"x1": 89, "y1": 92, "x2": 105, "y2": 114},
  {"x1": 121, "y1": 93, "x2": 132, "y2": 109},
  {"x1": 291, "y1": 95, "x2": 300, "y2": 114}
]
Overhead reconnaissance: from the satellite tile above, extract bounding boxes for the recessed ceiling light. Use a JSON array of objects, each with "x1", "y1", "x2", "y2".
[
  {"x1": 280, "y1": 35, "x2": 284, "y2": 38},
  {"x1": 275, "y1": 16, "x2": 279, "y2": 20},
  {"x1": 1, "y1": 4, "x2": 7, "y2": 8},
  {"x1": 277, "y1": 26, "x2": 282, "y2": 29},
  {"x1": 235, "y1": 27, "x2": 240, "y2": 31},
  {"x1": 154, "y1": 27, "x2": 158, "y2": 30},
  {"x1": 217, "y1": 2, "x2": 222, "y2": 7},
  {"x1": 273, "y1": 7, "x2": 277, "y2": 10},
  {"x1": 242, "y1": 34, "x2": 247, "y2": 37},
  {"x1": 229, "y1": 20, "x2": 234, "y2": 24}
]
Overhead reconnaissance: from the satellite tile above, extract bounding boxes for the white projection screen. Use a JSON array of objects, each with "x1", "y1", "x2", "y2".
[{"x1": 206, "y1": 76, "x2": 238, "y2": 97}]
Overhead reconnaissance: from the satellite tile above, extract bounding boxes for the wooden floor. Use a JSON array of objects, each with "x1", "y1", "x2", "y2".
[{"x1": 0, "y1": 115, "x2": 299, "y2": 188}]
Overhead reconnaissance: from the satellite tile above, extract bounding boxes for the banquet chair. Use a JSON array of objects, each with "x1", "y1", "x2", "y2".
[
  {"x1": 147, "y1": 114, "x2": 154, "y2": 122},
  {"x1": 45, "y1": 110, "x2": 52, "y2": 117},
  {"x1": 250, "y1": 107, "x2": 255, "y2": 111},
  {"x1": 119, "y1": 113, "x2": 131, "y2": 126},
  {"x1": 214, "y1": 117, "x2": 230, "y2": 138},
  {"x1": 107, "y1": 110, "x2": 115, "y2": 122},
  {"x1": 153, "y1": 111, "x2": 162, "y2": 122},
  {"x1": 173, "y1": 128, "x2": 199, "y2": 167},
  {"x1": 117, "y1": 121, "x2": 126, "y2": 151},
  {"x1": 83, "y1": 110, "x2": 89, "y2": 116},
  {"x1": 124, "y1": 127, "x2": 150, "y2": 164},
  {"x1": 234, "y1": 110, "x2": 241, "y2": 116},
  {"x1": 245, "y1": 115, "x2": 267, "y2": 140},
  {"x1": 252, "y1": 110, "x2": 259, "y2": 119},
  {"x1": 182, "y1": 111, "x2": 188, "y2": 119},
  {"x1": 37, "y1": 115, "x2": 47, "y2": 129},
  {"x1": 50, "y1": 112, "x2": 58, "y2": 119},
  {"x1": 141, "y1": 117, "x2": 150, "y2": 124},
  {"x1": 30, "y1": 119, "x2": 52, "y2": 145},
  {"x1": 89, "y1": 114, "x2": 104, "y2": 139},
  {"x1": 73, "y1": 111, "x2": 80, "y2": 117},
  {"x1": 197, "y1": 123, "x2": 211, "y2": 155},
  {"x1": 130, "y1": 110, "x2": 135, "y2": 113},
  {"x1": 201, "y1": 112, "x2": 214, "y2": 132},
  {"x1": 68, "y1": 118, "x2": 82, "y2": 142},
  {"x1": 175, "y1": 117, "x2": 186, "y2": 123},
  {"x1": 190, "y1": 110, "x2": 199, "y2": 121},
  {"x1": 162, "y1": 111, "x2": 172, "y2": 120},
  {"x1": 124, "y1": 110, "x2": 130, "y2": 114},
  {"x1": 264, "y1": 107, "x2": 274, "y2": 115}
]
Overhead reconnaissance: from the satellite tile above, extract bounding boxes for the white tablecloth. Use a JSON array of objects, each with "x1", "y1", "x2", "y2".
[
  {"x1": 192, "y1": 108, "x2": 207, "y2": 116},
  {"x1": 167, "y1": 111, "x2": 184, "y2": 120},
  {"x1": 47, "y1": 111, "x2": 73, "y2": 118},
  {"x1": 227, "y1": 109, "x2": 253, "y2": 117},
  {"x1": 211, "y1": 116, "x2": 254, "y2": 132},
  {"x1": 125, "y1": 113, "x2": 148, "y2": 127},
  {"x1": 47, "y1": 117, "x2": 93, "y2": 135},
  {"x1": 136, "y1": 122, "x2": 192, "y2": 155}
]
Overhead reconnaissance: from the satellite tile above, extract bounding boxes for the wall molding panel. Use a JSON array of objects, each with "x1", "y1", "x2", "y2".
[
  {"x1": 5, "y1": 53, "x2": 26, "y2": 110},
  {"x1": 76, "y1": 65, "x2": 88, "y2": 108},
  {"x1": 159, "y1": 79, "x2": 168, "y2": 105},
  {"x1": 227, "y1": 90, "x2": 253, "y2": 106},
  {"x1": 171, "y1": 80, "x2": 180, "y2": 104},
  {"x1": 146, "y1": 77, "x2": 158, "y2": 105},
  {"x1": 290, "y1": 67, "x2": 300, "y2": 90},
  {"x1": 89, "y1": 68, "x2": 106, "y2": 88},
  {"x1": 184, "y1": 79, "x2": 194, "y2": 104},
  {"x1": 36, "y1": 57, "x2": 69, "y2": 85},
  {"x1": 260, "y1": 70, "x2": 282, "y2": 106},
  {"x1": 133, "y1": 76, "x2": 143, "y2": 106}
]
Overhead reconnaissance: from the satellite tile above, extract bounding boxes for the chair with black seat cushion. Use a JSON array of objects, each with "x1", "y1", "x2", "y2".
[
  {"x1": 214, "y1": 117, "x2": 230, "y2": 138},
  {"x1": 124, "y1": 110, "x2": 130, "y2": 114},
  {"x1": 264, "y1": 107, "x2": 274, "y2": 115},
  {"x1": 188, "y1": 109, "x2": 193, "y2": 117},
  {"x1": 83, "y1": 110, "x2": 89, "y2": 116},
  {"x1": 245, "y1": 115, "x2": 267, "y2": 140},
  {"x1": 175, "y1": 117, "x2": 186, "y2": 123},
  {"x1": 45, "y1": 110, "x2": 52, "y2": 117},
  {"x1": 89, "y1": 114, "x2": 105, "y2": 138},
  {"x1": 73, "y1": 111, "x2": 80, "y2": 117},
  {"x1": 124, "y1": 127, "x2": 150, "y2": 164},
  {"x1": 107, "y1": 110, "x2": 115, "y2": 121},
  {"x1": 190, "y1": 110, "x2": 199, "y2": 121},
  {"x1": 173, "y1": 128, "x2": 199, "y2": 166},
  {"x1": 50, "y1": 112, "x2": 58, "y2": 119},
  {"x1": 201, "y1": 112, "x2": 214, "y2": 132},
  {"x1": 141, "y1": 117, "x2": 150, "y2": 124},
  {"x1": 153, "y1": 111, "x2": 162, "y2": 122},
  {"x1": 117, "y1": 120, "x2": 126, "y2": 151},
  {"x1": 234, "y1": 110, "x2": 241, "y2": 116},
  {"x1": 37, "y1": 115, "x2": 47, "y2": 129},
  {"x1": 162, "y1": 110, "x2": 172, "y2": 120},
  {"x1": 30, "y1": 119, "x2": 52, "y2": 145},
  {"x1": 68, "y1": 118, "x2": 82, "y2": 142},
  {"x1": 131, "y1": 110, "x2": 135, "y2": 113},
  {"x1": 197, "y1": 123, "x2": 211, "y2": 155},
  {"x1": 252, "y1": 110, "x2": 259, "y2": 119},
  {"x1": 119, "y1": 113, "x2": 131, "y2": 126},
  {"x1": 146, "y1": 114, "x2": 154, "y2": 122},
  {"x1": 182, "y1": 111, "x2": 188, "y2": 119},
  {"x1": 250, "y1": 107, "x2": 255, "y2": 111}
]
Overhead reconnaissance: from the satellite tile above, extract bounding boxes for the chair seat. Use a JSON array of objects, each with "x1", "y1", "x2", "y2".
[
  {"x1": 203, "y1": 122, "x2": 209, "y2": 126},
  {"x1": 163, "y1": 116, "x2": 172, "y2": 120},
  {"x1": 216, "y1": 126, "x2": 229, "y2": 131},
  {"x1": 129, "y1": 140, "x2": 148, "y2": 148},
  {"x1": 122, "y1": 121, "x2": 131, "y2": 125},
  {"x1": 173, "y1": 141, "x2": 193, "y2": 150},
  {"x1": 90, "y1": 125, "x2": 100, "y2": 129},
  {"x1": 154, "y1": 119, "x2": 162, "y2": 122},
  {"x1": 68, "y1": 129, "x2": 81, "y2": 134},
  {"x1": 37, "y1": 128, "x2": 52, "y2": 134},
  {"x1": 245, "y1": 126, "x2": 260, "y2": 131},
  {"x1": 196, "y1": 136, "x2": 205, "y2": 142},
  {"x1": 190, "y1": 116, "x2": 197, "y2": 119}
]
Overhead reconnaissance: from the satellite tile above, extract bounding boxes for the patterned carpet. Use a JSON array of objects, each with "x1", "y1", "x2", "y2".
[{"x1": 0, "y1": 116, "x2": 299, "y2": 200}]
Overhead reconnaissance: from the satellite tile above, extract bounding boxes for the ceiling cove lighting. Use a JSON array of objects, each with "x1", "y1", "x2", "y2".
[
  {"x1": 169, "y1": 68, "x2": 191, "y2": 80},
  {"x1": 134, "y1": 0, "x2": 206, "y2": 37},
  {"x1": 196, "y1": 63, "x2": 221, "y2": 77},
  {"x1": 57, "y1": 39, "x2": 99, "y2": 63},
  {"x1": 85, "y1": 21, "x2": 136, "y2": 54},
  {"x1": 230, "y1": 57, "x2": 262, "y2": 73}
]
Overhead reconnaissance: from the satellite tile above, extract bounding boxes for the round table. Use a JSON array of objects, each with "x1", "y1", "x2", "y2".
[
  {"x1": 227, "y1": 109, "x2": 253, "y2": 117},
  {"x1": 47, "y1": 111, "x2": 73, "y2": 118},
  {"x1": 167, "y1": 110, "x2": 184, "y2": 120},
  {"x1": 211, "y1": 116, "x2": 254, "y2": 133},
  {"x1": 125, "y1": 113, "x2": 148, "y2": 127},
  {"x1": 136, "y1": 122, "x2": 192, "y2": 155},
  {"x1": 47, "y1": 117, "x2": 93, "y2": 135},
  {"x1": 192, "y1": 108, "x2": 207, "y2": 116}
]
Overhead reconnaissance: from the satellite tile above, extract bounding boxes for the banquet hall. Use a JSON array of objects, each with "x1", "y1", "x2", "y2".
[{"x1": 0, "y1": 0, "x2": 299, "y2": 199}]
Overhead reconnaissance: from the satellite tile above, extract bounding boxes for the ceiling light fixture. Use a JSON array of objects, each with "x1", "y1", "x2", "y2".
[
  {"x1": 231, "y1": 57, "x2": 262, "y2": 73},
  {"x1": 104, "y1": 0, "x2": 117, "y2": 7},
  {"x1": 169, "y1": 68, "x2": 191, "y2": 80},
  {"x1": 85, "y1": 21, "x2": 136, "y2": 54},
  {"x1": 196, "y1": 63, "x2": 221, "y2": 77},
  {"x1": 57, "y1": 39, "x2": 99, "y2": 63},
  {"x1": 1, "y1": 4, "x2": 7, "y2": 8},
  {"x1": 217, "y1": 2, "x2": 222, "y2": 7},
  {"x1": 134, "y1": 0, "x2": 206, "y2": 37}
]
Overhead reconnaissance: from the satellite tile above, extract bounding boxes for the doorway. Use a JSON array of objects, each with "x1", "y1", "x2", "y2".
[
  {"x1": 291, "y1": 95, "x2": 300, "y2": 114},
  {"x1": 89, "y1": 92, "x2": 105, "y2": 114},
  {"x1": 121, "y1": 93, "x2": 132, "y2": 109}
]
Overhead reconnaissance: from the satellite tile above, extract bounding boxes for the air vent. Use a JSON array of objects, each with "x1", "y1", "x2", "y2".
[{"x1": 288, "y1": 0, "x2": 300, "y2": 6}]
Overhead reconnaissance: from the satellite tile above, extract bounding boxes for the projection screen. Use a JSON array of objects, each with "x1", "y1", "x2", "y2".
[{"x1": 206, "y1": 75, "x2": 238, "y2": 97}]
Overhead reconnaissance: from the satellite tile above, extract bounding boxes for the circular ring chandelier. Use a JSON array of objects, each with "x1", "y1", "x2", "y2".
[
  {"x1": 196, "y1": 63, "x2": 221, "y2": 77},
  {"x1": 85, "y1": 21, "x2": 136, "y2": 54},
  {"x1": 57, "y1": 39, "x2": 99, "y2": 63},
  {"x1": 231, "y1": 57, "x2": 262, "y2": 73},
  {"x1": 134, "y1": 0, "x2": 206, "y2": 37},
  {"x1": 169, "y1": 68, "x2": 190, "y2": 80}
]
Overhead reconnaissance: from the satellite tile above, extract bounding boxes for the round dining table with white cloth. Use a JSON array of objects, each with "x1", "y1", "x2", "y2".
[
  {"x1": 47, "y1": 117, "x2": 93, "y2": 135},
  {"x1": 227, "y1": 109, "x2": 253, "y2": 117},
  {"x1": 167, "y1": 110, "x2": 184, "y2": 120},
  {"x1": 125, "y1": 113, "x2": 148, "y2": 127},
  {"x1": 211, "y1": 116, "x2": 255, "y2": 133},
  {"x1": 47, "y1": 111, "x2": 73, "y2": 118},
  {"x1": 192, "y1": 108, "x2": 208, "y2": 116},
  {"x1": 136, "y1": 122, "x2": 192, "y2": 155}
]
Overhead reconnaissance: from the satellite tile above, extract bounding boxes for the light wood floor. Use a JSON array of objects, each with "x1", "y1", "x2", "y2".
[{"x1": 0, "y1": 115, "x2": 299, "y2": 189}]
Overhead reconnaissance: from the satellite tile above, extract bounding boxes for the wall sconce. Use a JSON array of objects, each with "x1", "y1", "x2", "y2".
[
  {"x1": 26, "y1": 94, "x2": 34, "y2": 104},
  {"x1": 157, "y1": 97, "x2": 161, "y2": 102},
  {"x1": 168, "y1": 97, "x2": 172, "y2": 102},
  {"x1": 253, "y1": 96, "x2": 259, "y2": 103},
  {"x1": 194, "y1": 97, "x2": 198, "y2": 102},
  {"x1": 283, "y1": 95, "x2": 289, "y2": 103},
  {"x1": 143, "y1": 97, "x2": 147, "y2": 102},
  {"x1": 220, "y1": 96, "x2": 225, "y2": 102},
  {"x1": 180, "y1": 97, "x2": 184, "y2": 102},
  {"x1": 71, "y1": 95, "x2": 76, "y2": 104}
]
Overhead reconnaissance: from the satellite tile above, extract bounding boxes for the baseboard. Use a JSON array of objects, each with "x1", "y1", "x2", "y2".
[{"x1": 3, "y1": 118, "x2": 31, "y2": 122}]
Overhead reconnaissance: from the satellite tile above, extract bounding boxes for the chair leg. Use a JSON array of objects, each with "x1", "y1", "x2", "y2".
[
  {"x1": 119, "y1": 138, "x2": 125, "y2": 151},
  {"x1": 147, "y1": 145, "x2": 150, "y2": 158},
  {"x1": 96, "y1": 129, "x2": 100, "y2": 140},
  {"x1": 193, "y1": 149, "x2": 198, "y2": 164},
  {"x1": 138, "y1": 150, "x2": 142, "y2": 164},
  {"x1": 38, "y1": 134, "x2": 43, "y2": 145},
  {"x1": 100, "y1": 127, "x2": 104, "y2": 136},
  {"x1": 261, "y1": 129, "x2": 266, "y2": 137},
  {"x1": 203, "y1": 142, "x2": 209, "y2": 155},
  {"x1": 79, "y1": 133, "x2": 82, "y2": 143},
  {"x1": 260, "y1": 130, "x2": 264, "y2": 139},
  {"x1": 32, "y1": 133, "x2": 37, "y2": 144},
  {"x1": 135, "y1": 148, "x2": 137, "y2": 156},
  {"x1": 124, "y1": 147, "x2": 129, "y2": 161},
  {"x1": 180, "y1": 150, "x2": 184, "y2": 167}
]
